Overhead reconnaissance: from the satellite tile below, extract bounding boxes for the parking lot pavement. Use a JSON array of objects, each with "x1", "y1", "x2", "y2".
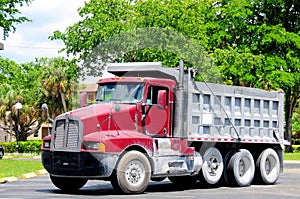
[{"x1": 0, "y1": 161, "x2": 299, "y2": 199}]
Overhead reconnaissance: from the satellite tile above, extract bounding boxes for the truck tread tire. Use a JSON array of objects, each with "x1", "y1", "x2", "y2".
[
  {"x1": 111, "y1": 151, "x2": 151, "y2": 194},
  {"x1": 225, "y1": 149, "x2": 255, "y2": 187},
  {"x1": 223, "y1": 150, "x2": 235, "y2": 186},
  {"x1": 255, "y1": 148, "x2": 280, "y2": 185},
  {"x1": 199, "y1": 147, "x2": 223, "y2": 185},
  {"x1": 50, "y1": 175, "x2": 88, "y2": 191}
]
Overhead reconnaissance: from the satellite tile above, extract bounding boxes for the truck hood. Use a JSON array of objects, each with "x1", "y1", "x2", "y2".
[{"x1": 65, "y1": 103, "x2": 138, "y2": 136}]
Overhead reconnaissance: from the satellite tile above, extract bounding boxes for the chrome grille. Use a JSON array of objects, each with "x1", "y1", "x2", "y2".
[{"x1": 53, "y1": 118, "x2": 81, "y2": 151}]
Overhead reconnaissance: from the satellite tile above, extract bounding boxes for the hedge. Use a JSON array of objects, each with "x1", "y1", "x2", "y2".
[
  {"x1": 293, "y1": 145, "x2": 300, "y2": 153},
  {"x1": 0, "y1": 140, "x2": 42, "y2": 154}
]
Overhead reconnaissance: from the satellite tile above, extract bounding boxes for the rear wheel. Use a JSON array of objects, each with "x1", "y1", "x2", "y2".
[
  {"x1": 199, "y1": 147, "x2": 223, "y2": 185},
  {"x1": 50, "y1": 175, "x2": 88, "y2": 191},
  {"x1": 255, "y1": 148, "x2": 280, "y2": 184},
  {"x1": 225, "y1": 149, "x2": 255, "y2": 187},
  {"x1": 111, "y1": 151, "x2": 151, "y2": 194}
]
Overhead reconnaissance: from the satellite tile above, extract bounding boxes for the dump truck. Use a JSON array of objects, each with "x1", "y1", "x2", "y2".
[{"x1": 42, "y1": 61, "x2": 285, "y2": 193}]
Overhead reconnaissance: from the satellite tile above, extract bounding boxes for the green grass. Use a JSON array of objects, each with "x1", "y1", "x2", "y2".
[
  {"x1": 0, "y1": 159, "x2": 44, "y2": 178},
  {"x1": 284, "y1": 152, "x2": 300, "y2": 161}
]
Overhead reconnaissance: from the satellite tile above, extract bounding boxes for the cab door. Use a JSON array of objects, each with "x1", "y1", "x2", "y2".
[{"x1": 142, "y1": 86, "x2": 170, "y2": 137}]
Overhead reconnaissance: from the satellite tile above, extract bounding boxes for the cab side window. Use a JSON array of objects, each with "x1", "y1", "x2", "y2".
[{"x1": 146, "y1": 86, "x2": 168, "y2": 105}]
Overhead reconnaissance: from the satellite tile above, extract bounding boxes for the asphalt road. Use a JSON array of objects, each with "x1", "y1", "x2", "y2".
[{"x1": 0, "y1": 161, "x2": 299, "y2": 199}]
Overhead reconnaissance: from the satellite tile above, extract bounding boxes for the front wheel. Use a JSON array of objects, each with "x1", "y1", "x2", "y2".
[
  {"x1": 50, "y1": 175, "x2": 88, "y2": 191},
  {"x1": 0, "y1": 150, "x2": 3, "y2": 159},
  {"x1": 111, "y1": 151, "x2": 151, "y2": 194}
]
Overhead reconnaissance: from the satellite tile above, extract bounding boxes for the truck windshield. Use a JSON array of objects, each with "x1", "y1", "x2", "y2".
[{"x1": 96, "y1": 82, "x2": 145, "y2": 103}]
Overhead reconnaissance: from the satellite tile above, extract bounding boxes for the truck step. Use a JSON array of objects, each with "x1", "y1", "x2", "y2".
[{"x1": 168, "y1": 160, "x2": 188, "y2": 174}]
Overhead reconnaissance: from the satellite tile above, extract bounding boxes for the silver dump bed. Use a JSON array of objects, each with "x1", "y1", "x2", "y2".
[{"x1": 187, "y1": 81, "x2": 284, "y2": 143}]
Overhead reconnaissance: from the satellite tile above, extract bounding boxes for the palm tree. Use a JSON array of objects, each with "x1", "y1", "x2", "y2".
[{"x1": 40, "y1": 57, "x2": 79, "y2": 118}]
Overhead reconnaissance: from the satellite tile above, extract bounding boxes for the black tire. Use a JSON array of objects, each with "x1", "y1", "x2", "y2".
[
  {"x1": 223, "y1": 150, "x2": 235, "y2": 186},
  {"x1": 111, "y1": 151, "x2": 151, "y2": 194},
  {"x1": 255, "y1": 148, "x2": 280, "y2": 185},
  {"x1": 225, "y1": 149, "x2": 255, "y2": 187},
  {"x1": 0, "y1": 150, "x2": 3, "y2": 159},
  {"x1": 199, "y1": 147, "x2": 223, "y2": 185},
  {"x1": 50, "y1": 175, "x2": 88, "y2": 191}
]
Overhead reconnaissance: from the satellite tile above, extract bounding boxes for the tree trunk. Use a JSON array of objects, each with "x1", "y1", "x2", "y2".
[
  {"x1": 60, "y1": 91, "x2": 67, "y2": 112},
  {"x1": 284, "y1": 88, "x2": 299, "y2": 153}
]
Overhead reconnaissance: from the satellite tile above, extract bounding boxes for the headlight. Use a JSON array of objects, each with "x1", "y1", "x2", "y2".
[
  {"x1": 84, "y1": 142, "x2": 105, "y2": 152},
  {"x1": 85, "y1": 142, "x2": 99, "y2": 150}
]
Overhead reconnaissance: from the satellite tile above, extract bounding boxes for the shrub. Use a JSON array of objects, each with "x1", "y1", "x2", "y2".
[
  {"x1": 0, "y1": 140, "x2": 42, "y2": 154},
  {"x1": 294, "y1": 139, "x2": 300, "y2": 145},
  {"x1": 293, "y1": 145, "x2": 300, "y2": 153}
]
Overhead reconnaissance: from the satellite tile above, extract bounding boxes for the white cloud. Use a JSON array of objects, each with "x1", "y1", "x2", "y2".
[{"x1": 0, "y1": 0, "x2": 86, "y2": 63}]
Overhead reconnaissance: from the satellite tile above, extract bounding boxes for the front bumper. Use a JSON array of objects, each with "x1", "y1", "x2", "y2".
[{"x1": 42, "y1": 150, "x2": 118, "y2": 178}]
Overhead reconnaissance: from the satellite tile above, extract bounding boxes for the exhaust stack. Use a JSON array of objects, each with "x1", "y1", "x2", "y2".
[{"x1": 173, "y1": 60, "x2": 187, "y2": 138}]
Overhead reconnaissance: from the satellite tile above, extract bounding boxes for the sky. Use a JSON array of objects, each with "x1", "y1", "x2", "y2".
[{"x1": 0, "y1": 0, "x2": 86, "y2": 63}]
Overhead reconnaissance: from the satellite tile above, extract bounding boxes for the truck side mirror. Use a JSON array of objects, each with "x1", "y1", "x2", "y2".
[
  {"x1": 157, "y1": 90, "x2": 167, "y2": 110},
  {"x1": 80, "y1": 92, "x2": 87, "y2": 107}
]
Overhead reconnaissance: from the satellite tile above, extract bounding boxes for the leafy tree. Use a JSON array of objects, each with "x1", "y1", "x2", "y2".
[
  {"x1": 0, "y1": 0, "x2": 32, "y2": 39},
  {"x1": 0, "y1": 57, "x2": 79, "y2": 140},
  {"x1": 50, "y1": 0, "x2": 212, "y2": 78},
  {"x1": 0, "y1": 85, "x2": 42, "y2": 141},
  {"x1": 38, "y1": 57, "x2": 79, "y2": 117},
  {"x1": 0, "y1": 57, "x2": 43, "y2": 104},
  {"x1": 292, "y1": 108, "x2": 300, "y2": 138},
  {"x1": 0, "y1": 57, "x2": 43, "y2": 141},
  {"x1": 207, "y1": 0, "x2": 300, "y2": 151},
  {"x1": 51, "y1": 0, "x2": 299, "y2": 151}
]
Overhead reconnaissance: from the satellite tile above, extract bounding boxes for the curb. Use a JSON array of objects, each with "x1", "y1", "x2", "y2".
[
  {"x1": 284, "y1": 160, "x2": 300, "y2": 164},
  {"x1": 21, "y1": 172, "x2": 38, "y2": 179},
  {"x1": 0, "y1": 169, "x2": 48, "y2": 183},
  {"x1": 36, "y1": 169, "x2": 48, "y2": 175},
  {"x1": 1, "y1": 177, "x2": 18, "y2": 183}
]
